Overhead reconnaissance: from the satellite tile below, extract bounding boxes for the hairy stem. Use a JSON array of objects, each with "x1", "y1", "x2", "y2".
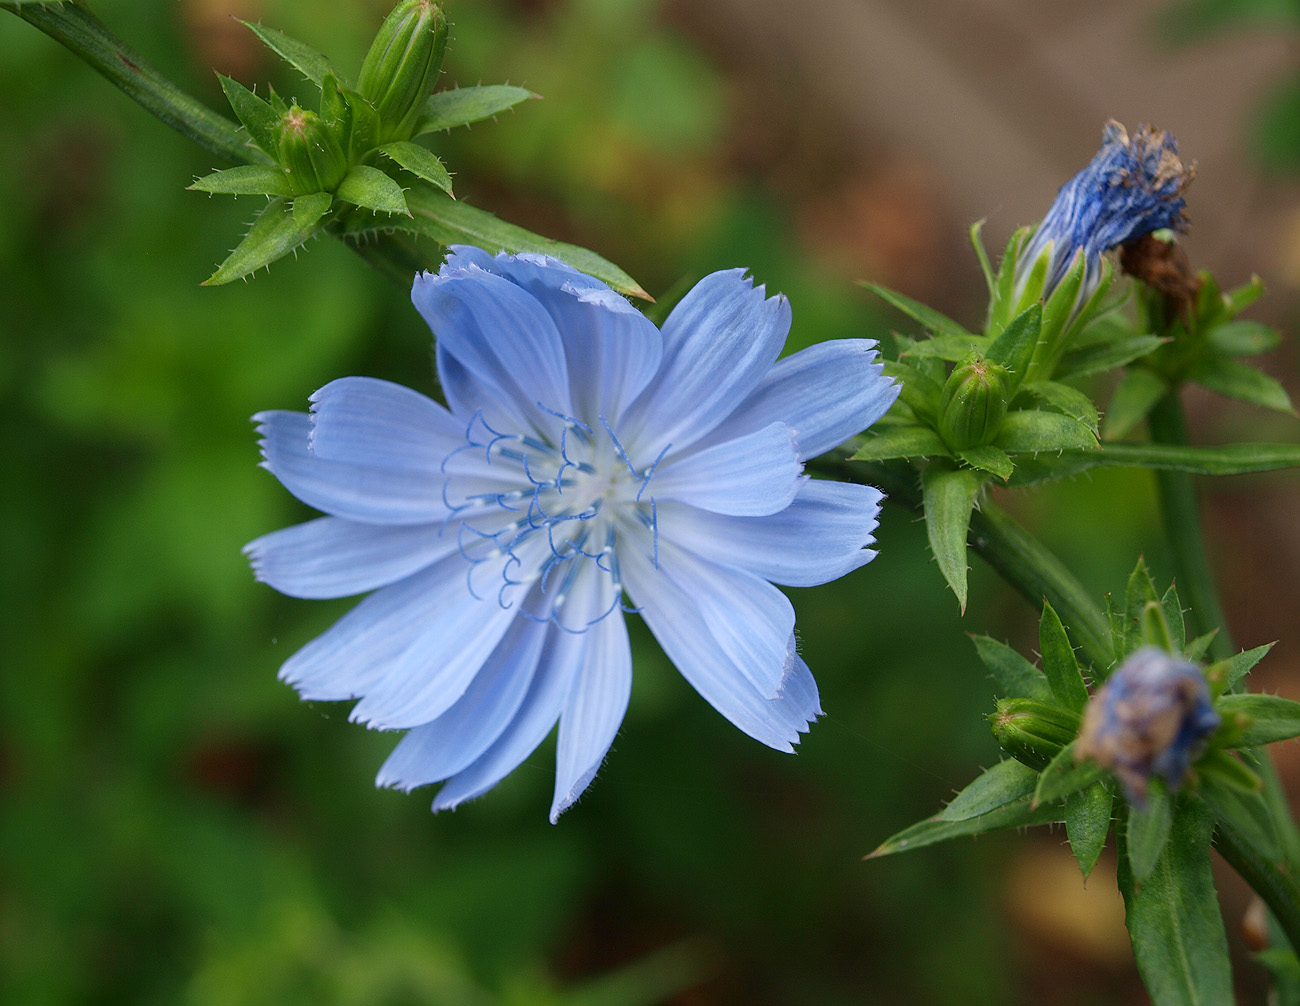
[
  {"x1": 1147, "y1": 394, "x2": 1234, "y2": 660},
  {"x1": 5, "y1": 1, "x2": 427, "y2": 282},
  {"x1": 1214, "y1": 817, "x2": 1300, "y2": 961},
  {"x1": 1145, "y1": 391, "x2": 1300, "y2": 871},
  {"x1": 827, "y1": 456, "x2": 1112, "y2": 666}
]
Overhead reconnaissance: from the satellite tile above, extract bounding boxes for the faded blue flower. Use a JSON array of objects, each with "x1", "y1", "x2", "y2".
[
  {"x1": 1018, "y1": 120, "x2": 1193, "y2": 304},
  {"x1": 1076, "y1": 646, "x2": 1219, "y2": 802},
  {"x1": 246, "y1": 248, "x2": 899, "y2": 821}
]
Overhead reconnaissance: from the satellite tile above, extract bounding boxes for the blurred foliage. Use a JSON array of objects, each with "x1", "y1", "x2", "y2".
[
  {"x1": 1159, "y1": 0, "x2": 1300, "y2": 174},
  {"x1": 0, "y1": 0, "x2": 1222, "y2": 1003}
]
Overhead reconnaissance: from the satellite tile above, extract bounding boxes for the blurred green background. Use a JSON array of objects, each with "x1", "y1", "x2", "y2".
[{"x1": 2, "y1": 0, "x2": 1298, "y2": 1002}]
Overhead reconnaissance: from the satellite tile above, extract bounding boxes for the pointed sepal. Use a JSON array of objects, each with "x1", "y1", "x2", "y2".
[
  {"x1": 202, "y1": 197, "x2": 324, "y2": 285},
  {"x1": 378, "y1": 140, "x2": 454, "y2": 196}
]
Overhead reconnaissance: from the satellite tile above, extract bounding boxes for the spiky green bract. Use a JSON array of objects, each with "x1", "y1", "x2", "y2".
[
  {"x1": 187, "y1": 3, "x2": 638, "y2": 292},
  {"x1": 1103, "y1": 254, "x2": 1294, "y2": 440}
]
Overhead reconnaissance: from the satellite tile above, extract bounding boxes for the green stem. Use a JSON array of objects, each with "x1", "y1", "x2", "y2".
[
  {"x1": 1146, "y1": 394, "x2": 1233, "y2": 659},
  {"x1": 1146, "y1": 391, "x2": 1300, "y2": 872},
  {"x1": 5, "y1": 0, "x2": 424, "y2": 285},
  {"x1": 1214, "y1": 817, "x2": 1300, "y2": 960},
  {"x1": 6, "y1": 1, "x2": 266, "y2": 165},
  {"x1": 829, "y1": 457, "x2": 1112, "y2": 666}
]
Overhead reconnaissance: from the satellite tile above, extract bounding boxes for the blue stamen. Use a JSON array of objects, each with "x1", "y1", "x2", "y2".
[
  {"x1": 637, "y1": 443, "x2": 671, "y2": 502},
  {"x1": 600, "y1": 416, "x2": 639, "y2": 480}
]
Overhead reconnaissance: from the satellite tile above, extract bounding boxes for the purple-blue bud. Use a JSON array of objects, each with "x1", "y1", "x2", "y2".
[
  {"x1": 1075, "y1": 647, "x2": 1219, "y2": 803},
  {"x1": 1018, "y1": 121, "x2": 1194, "y2": 307}
]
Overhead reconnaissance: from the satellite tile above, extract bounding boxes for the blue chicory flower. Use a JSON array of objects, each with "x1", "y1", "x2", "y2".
[
  {"x1": 1017, "y1": 120, "x2": 1193, "y2": 305},
  {"x1": 1075, "y1": 646, "x2": 1220, "y2": 802},
  {"x1": 245, "y1": 248, "x2": 899, "y2": 821}
]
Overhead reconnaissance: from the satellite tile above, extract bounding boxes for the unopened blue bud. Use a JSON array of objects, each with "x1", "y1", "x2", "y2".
[
  {"x1": 358, "y1": 0, "x2": 449, "y2": 142},
  {"x1": 1017, "y1": 121, "x2": 1194, "y2": 309},
  {"x1": 1075, "y1": 647, "x2": 1219, "y2": 803}
]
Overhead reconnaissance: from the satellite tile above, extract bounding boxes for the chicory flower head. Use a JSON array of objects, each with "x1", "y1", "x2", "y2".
[
  {"x1": 1017, "y1": 120, "x2": 1194, "y2": 305},
  {"x1": 246, "y1": 248, "x2": 899, "y2": 821},
  {"x1": 1075, "y1": 646, "x2": 1219, "y2": 803}
]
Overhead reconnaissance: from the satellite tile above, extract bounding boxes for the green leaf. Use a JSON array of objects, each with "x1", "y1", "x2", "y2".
[
  {"x1": 1104, "y1": 592, "x2": 1126, "y2": 671},
  {"x1": 861, "y1": 282, "x2": 975, "y2": 340},
  {"x1": 1065, "y1": 782, "x2": 1113, "y2": 879},
  {"x1": 239, "y1": 19, "x2": 341, "y2": 87},
  {"x1": 880, "y1": 361, "x2": 942, "y2": 425},
  {"x1": 1127, "y1": 780, "x2": 1175, "y2": 884},
  {"x1": 1201, "y1": 642, "x2": 1274, "y2": 696},
  {"x1": 1217, "y1": 694, "x2": 1300, "y2": 747},
  {"x1": 986, "y1": 303, "x2": 1041, "y2": 393},
  {"x1": 989, "y1": 228, "x2": 1027, "y2": 331},
  {"x1": 218, "y1": 75, "x2": 282, "y2": 158},
  {"x1": 292, "y1": 191, "x2": 332, "y2": 228},
  {"x1": 1198, "y1": 758, "x2": 1270, "y2": 861},
  {"x1": 900, "y1": 334, "x2": 988, "y2": 361},
  {"x1": 1124, "y1": 558, "x2": 1159, "y2": 656},
  {"x1": 865, "y1": 796, "x2": 1063, "y2": 859},
  {"x1": 921, "y1": 464, "x2": 983, "y2": 612},
  {"x1": 1022, "y1": 380, "x2": 1099, "y2": 435},
  {"x1": 202, "y1": 197, "x2": 323, "y2": 285},
  {"x1": 378, "y1": 140, "x2": 454, "y2": 197},
  {"x1": 1040, "y1": 246, "x2": 1085, "y2": 344},
  {"x1": 1040, "y1": 600, "x2": 1089, "y2": 712},
  {"x1": 940, "y1": 759, "x2": 1040, "y2": 821},
  {"x1": 414, "y1": 84, "x2": 539, "y2": 134},
  {"x1": 971, "y1": 635, "x2": 1053, "y2": 703},
  {"x1": 1206, "y1": 319, "x2": 1282, "y2": 357},
  {"x1": 849, "y1": 425, "x2": 947, "y2": 461},
  {"x1": 1056, "y1": 334, "x2": 1167, "y2": 380},
  {"x1": 1189, "y1": 357, "x2": 1295, "y2": 414},
  {"x1": 1118, "y1": 796, "x2": 1233, "y2": 1006},
  {"x1": 1161, "y1": 585, "x2": 1186, "y2": 654},
  {"x1": 335, "y1": 165, "x2": 410, "y2": 216},
  {"x1": 1184, "y1": 630, "x2": 1218, "y2": 663},
  {"x1": 958, "y1": 445, "x2": 1013, "y2": 480},
  {"x1": 189, "y1": 164, "x2": 291, "y2": 197},
  {"x1": 1222, "y1": 275, "x2": 1264, "y2": 317},
  {"x1": 993, "y1": 410, "x2": 1097, "y2": 454},
  {"x1": 1103, "y1": 367, "x2": 1169, "y2": 440},
  {"x1": 1033, "y1": 742, "x2": 1104, "y2": 807},
  {"x1": 365, "y1": 187, "x2": 651, "y2": 300}
]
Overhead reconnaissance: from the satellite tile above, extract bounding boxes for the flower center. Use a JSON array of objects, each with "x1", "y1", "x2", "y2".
[{"x1": 438, "y1": 406, "x2": 663, "y2": 629}]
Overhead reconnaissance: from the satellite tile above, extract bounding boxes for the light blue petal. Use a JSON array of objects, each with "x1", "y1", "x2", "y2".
[
  {"x1": 413, "y1": 268, "x2": 572, "y2": 435},
  {"x1": 547, "y1": 283, "x2": 662, "y2": 426},
  {"x1": 550, "y1": 569, "x2": 632, "y2": 821},
  {"x1": 620, "y1": 544, "x2": 818, "y2": 750},
  {"x1": 279, "y1": 560, "x2": 453, "y2": 701},
  {"x1": 657, "y1": 480, "x2": 883, "y2": 587},
  {"x1": 438, "y1": 247, "x2": 662, "y2": 423},
  {"x1": 705, "y1": 340, "x2": 900, "y2": 459},
  {"x1": 432, "y1": 621, "x2": 584, "y2": 813},
  {"x1": 307, "y1": 377, "x2": 467, "y2": 472},
  {"x1": 654, "y1": 540, "x2": 794, "y2": 698},
  {"x1": 650, "y1": 421, "x2": 804, "y2": 517},
  {"x1": 255, "y1": 410, "x2": 448, "y2": 525},
  {"x1": 347, "y1": 551, "x2": 525, "y2": 730},
  {"x1": 244, "y1": 516, "x2": 459, "y2": 599},
  {"x1": 620, "y1": 269, "x2": 791, "y2": 456},
  {"x1": 375, "y1": 614, "x2": 549, "y2": 790}
]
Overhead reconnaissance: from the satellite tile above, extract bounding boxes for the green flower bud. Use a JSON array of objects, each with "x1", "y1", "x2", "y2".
[
  {"x1": 277, "y1": 106, "x2": 348, "y2": 195},
  {"x1": 937, "y1": 355, "x2": 1010, "y2": 450},
  {"x1": 990, "y1": 698, "x2": 1080, "y2": 770},
  {"x1": 358, "y1": 0, "x2": 449, "y2": 142}
]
